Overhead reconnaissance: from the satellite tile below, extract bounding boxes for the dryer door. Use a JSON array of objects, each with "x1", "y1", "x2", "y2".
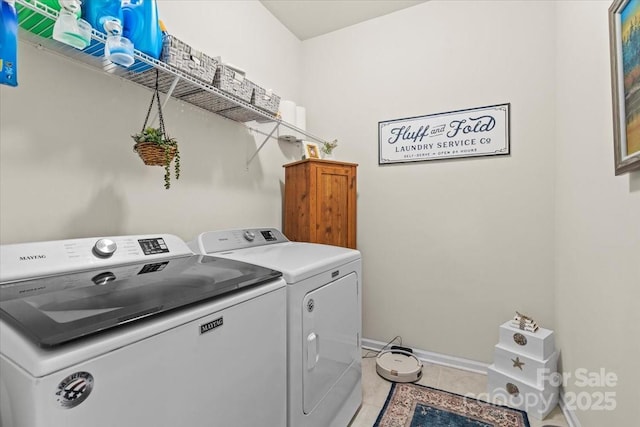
[{"x1": 302, "y1": 273, "x2": 359, "y2": 414}]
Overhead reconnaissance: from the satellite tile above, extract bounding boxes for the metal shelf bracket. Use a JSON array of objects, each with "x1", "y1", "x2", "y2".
[{"x1": 246, "y1": 122, "x2": 281, "y2": 168}]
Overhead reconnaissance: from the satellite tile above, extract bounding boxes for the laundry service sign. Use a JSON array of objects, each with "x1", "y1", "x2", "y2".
[{"x1": 378, "y1": 103, "x2": 510, "y2": 165}]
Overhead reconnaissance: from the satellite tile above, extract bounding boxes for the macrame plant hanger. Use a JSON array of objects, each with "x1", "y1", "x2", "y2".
[
  {"x1": 141, "y1": 69, "x2": 168, "y2": 146},
  {"x1": 133, "y1": 69, "x2": 180, "y2": 189}
]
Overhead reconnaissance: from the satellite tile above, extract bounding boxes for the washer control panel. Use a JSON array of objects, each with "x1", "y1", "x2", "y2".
[{"x1": 0, "y1": 234, "x2": 191, "y2": 283}]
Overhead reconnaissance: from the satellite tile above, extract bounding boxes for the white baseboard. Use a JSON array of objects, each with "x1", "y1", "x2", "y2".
[
  {"x1": 362, "y1": 337, "x2": 582, "y2": 427},
  {"x1": 558, "y1": 390, "x2": 582, "y2": 427},
  {"x1": 361, "y1": 337, "x2": 489, "y2": 375}
]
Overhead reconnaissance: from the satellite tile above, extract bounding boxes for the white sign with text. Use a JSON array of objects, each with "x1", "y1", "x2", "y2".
[{"x1": 378, "y1": 104, "x2": 510, "y2": 164}]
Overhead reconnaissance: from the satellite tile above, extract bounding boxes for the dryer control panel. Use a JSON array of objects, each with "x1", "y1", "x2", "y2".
[{"x1": 189, "y1": 228, "x2": 289, "y2": 254}]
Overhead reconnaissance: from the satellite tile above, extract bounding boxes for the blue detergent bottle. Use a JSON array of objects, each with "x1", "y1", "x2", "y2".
[
  {"x1": 0, "y1": 0, "x2": 18, "y2": 87},
  {"x1": 82, "y1": 0, "x2": 123, "y2": 33},
  {"x1": 82, "y1": 0, "x2": 134, "y2": 67},
  {"x1": 121, "y1": 0, "x2": 162, "y2": 59}
]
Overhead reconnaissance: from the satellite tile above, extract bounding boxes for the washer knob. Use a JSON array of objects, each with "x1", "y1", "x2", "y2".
[
  {"x1": 243, "y1": 231, "x2": 256, "y2": 242},
  {"x1": 93, "y1": 239, "x2": 117, "y2": 258}
]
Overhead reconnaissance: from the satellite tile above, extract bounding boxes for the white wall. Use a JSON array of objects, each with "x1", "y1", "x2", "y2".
[
  {"x1": 301, "y1": 0, "x2": 557, "y2": 363},
  {"x1": 555, "y1": 1, "x2": 640, "y2": 425},
  {"x1": 0, "y1": 1, "x2": 302, "y2": 244},
  {"x1": 301, "y1": 1, "x2": 639, "y2": 423}
]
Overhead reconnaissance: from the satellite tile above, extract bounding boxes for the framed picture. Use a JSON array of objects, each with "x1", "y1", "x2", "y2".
[
  {"x1": 609, "y1": 0, "x2": 640, "y2": 175},
  {"x1": 302, "y1": 141, "x2": 321, "y2": 159}
]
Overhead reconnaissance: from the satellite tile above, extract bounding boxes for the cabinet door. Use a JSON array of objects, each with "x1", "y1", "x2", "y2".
[
  {"x1": 313, "y1": 165, "x2": 356, "y2": 248},
  {"x1": 284, "y1": 163, "x2": 311, "y2": 244}
]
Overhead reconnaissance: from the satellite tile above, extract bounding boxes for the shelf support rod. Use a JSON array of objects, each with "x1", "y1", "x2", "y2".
[
  {"x1": 150, "y1": 75, "x2": 181, "y2": 128},
  {"x1": 246, "y1": 125, "x2": 284, "y2": 141},
  {"x1": 163, "y1": 76, "x2": 180, "y2": 106},
  {"x1": 246, "y1": 122, "x2": 281, "y2": 168}
]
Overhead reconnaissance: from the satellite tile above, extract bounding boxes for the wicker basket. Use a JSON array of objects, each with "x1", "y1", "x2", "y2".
[
  {"x1": 252, "y1": 86, "x2": 280, "y2": 115},
  {"x1": 134, "y1": 142, "x2": 177, "y2": 166},
  {"x1": 213, "y1": 64, "x2": 254, "y2": 102},
  {"x1": 162, "y1": 35, "x2": 219, "y2": 84}
]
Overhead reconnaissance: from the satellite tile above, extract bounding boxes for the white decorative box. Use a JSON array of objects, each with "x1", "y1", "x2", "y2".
[
  {"x1": 488, "y1": 364, "x2": 559, "y2": 420},
  {"x1": 493, "y1": 344, "x2": 558, "y2": 388},
  {"x1": 498, "y1": 321, "x2": 555, "y2": 360}
]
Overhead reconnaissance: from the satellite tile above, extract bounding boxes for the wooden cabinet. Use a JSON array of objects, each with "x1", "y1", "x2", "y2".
[{"x1": 283, "y1": 159, "x2": 357, "y2": 249}]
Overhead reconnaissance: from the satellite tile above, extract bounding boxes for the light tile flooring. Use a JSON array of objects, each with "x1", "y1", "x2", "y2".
[{"x1": 349, "y1": 353, "x2": 570, "y2": 427}]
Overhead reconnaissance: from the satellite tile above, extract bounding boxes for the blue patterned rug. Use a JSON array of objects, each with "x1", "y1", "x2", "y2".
[{"x1": 374, "y1": 383, "x2": 530, "y2": 427}]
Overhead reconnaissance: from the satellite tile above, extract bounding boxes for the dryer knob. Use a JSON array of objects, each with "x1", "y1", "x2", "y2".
[
  {"x1": 243, "y1": 231, "x2": 256, "y2": 242},
  {"x1": 93, "y1": 239, "x2": 117, "y2": 258}
]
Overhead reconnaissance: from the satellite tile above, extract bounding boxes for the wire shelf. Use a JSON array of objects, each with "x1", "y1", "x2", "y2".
[{"x1": 14, "y1": 0, "x2": 327, "y2": 148}]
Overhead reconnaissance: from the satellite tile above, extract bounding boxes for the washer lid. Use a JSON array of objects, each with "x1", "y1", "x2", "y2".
[
  {"x1": 189, "y1": 229, "x2": 360, "y2": 283},
  {"x1": 0, "y1": 255, "x2": 282, "y2": 348},
  {"x1": 209, "y1": 242, "x2": 360, "y2": 283}
]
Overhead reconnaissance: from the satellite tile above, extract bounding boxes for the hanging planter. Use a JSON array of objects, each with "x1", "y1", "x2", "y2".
[{"x1": 132, "y1": 70, "x2": 180, "y2": 189}]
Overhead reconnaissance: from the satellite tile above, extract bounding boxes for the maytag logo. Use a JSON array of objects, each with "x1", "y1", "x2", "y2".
[
  {"x1": 200, "y1": 317, "x2": 223, "y2": 334},
  {"x1": 19, "y1": 254, "x2": 46, "y2": 261}
]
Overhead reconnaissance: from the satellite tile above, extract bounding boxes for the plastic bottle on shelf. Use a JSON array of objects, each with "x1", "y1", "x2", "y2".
[
  {"x1": 103, "y1": 19, "x2": 134, "y2": 67},
  {"x1": 121, "y1": 0, "x2": 162, "y2": 59},
  {"x1": 81, "y1": 0, "x2": 122, "y2": 33},
  {"x1": 52, "y1": 0, "x2": 91, "y2": 50},
  {"x1": 82, "y1": 0, "x2": 133, "y2": 67},
  {"x1": 158, "y1": 18, "x2": 167, "y2": 42},
  {"x1": 1, "y1": 0, "x2": 18, "y2": 87},
  {"x1": 158, "y1": 18, "x2": 168, "y2": 58}
]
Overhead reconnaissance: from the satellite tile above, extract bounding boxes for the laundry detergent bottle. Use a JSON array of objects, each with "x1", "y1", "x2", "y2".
[
  {"x1": 52, "y1": 0, "x2": 91, "y2": 50},
  {"x1": 82, "y1": 0, "x2": 133, "y2": 67},
  {"x1": 0, "y1": 0, "x2": 18, "y2": 87},
  {"x1": 121, "y1": 0, "x2": 162, "y2": 59},
  {"x1": 82, "y1": 0, "x2": 122, "y2": 33}
]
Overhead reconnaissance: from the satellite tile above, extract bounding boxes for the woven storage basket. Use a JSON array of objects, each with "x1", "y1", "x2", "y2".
[
  {"x1": 134, "y1": 142, "x2": 177, "y2": 166},
  {"x1": 213, "y1": 64, "x2": 254, "y2": 102},
  {"x1": 252, "y1": 86, "x2": 280, "y2": 115},
  {"x1": 162, "y1": 35, "x2": 219, "y2": 84}
]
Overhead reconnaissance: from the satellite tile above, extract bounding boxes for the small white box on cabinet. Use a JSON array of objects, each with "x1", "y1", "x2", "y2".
[
  {"x1": 493, "y1": 344, "x2": 558, "y2": 388},
  {"x1": 488, "y1": 364, "x2": 559, "y2": 420},
  {"x1": 498, "y1": 321, "x2": 555, "y2": 360}
]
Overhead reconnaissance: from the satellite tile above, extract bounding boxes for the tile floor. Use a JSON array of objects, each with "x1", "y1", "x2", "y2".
[{"x1": 349, "y1": 352, "x2": 570, "y2": 427}]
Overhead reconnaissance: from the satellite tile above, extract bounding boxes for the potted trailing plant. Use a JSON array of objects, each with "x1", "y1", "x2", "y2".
[
  {"x1": 320, "y1": 139, "x2": 338, "y2": 159},
  {"x1": 132, "y1": 127, "x2": 180, "y2": 189},
  {"x1": 132, "y1": 70, "x2": 180, "y2": 189}
]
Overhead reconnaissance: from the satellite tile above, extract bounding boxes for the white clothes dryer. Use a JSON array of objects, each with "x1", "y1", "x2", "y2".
[
  {"x1": 0, "y1": 234, "x2": 287, "y2": 427},
  {"x1": 189, "y1": 228, "x2": 362, "y2": 427}
]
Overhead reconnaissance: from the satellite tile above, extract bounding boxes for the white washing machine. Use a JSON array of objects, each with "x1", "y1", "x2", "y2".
[
  {"x1": 0, "y1": 234, "x2": 287, "y2": 427},
  {"x1": 189, "y1": 228, "x2": 362, "y2": 427}
]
